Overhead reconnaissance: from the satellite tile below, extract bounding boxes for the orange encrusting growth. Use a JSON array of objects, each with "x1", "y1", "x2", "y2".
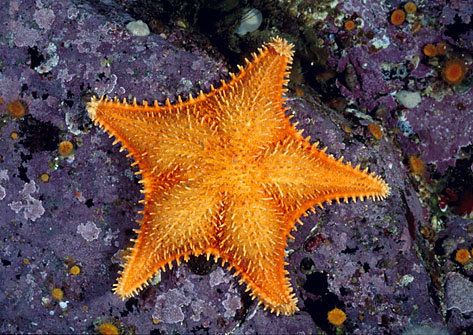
[
  {"x1": 97, "y1": 323, "x2": 119, "y2": 335},
  {"x1": 423, "y1": 44, "x2": 437, "y2": 57},
  {"x1": 7, "y1": 100, "x2": 26, "y2": 118},
  {"x1": 51, "y1": 288, "x2": 64, "y2": 301},
  {"x1": 367, "y1": 123, "x2": 383, "y2": 140},
  {"x1": 409, "y1": 155, "x2": 425, "y2": 176},
  {"x1": 40, "y1": 173, "x2": 50, "y2": 182},
  {"x1": 86, "y1": 37, "x2": 390, "y2": 316},
  {"x1": 328, "y1": 307, "x2": 347, "y2": 326},
  {"x1": 442, "y1": 59, "x2": 467, "y2": 85},
  {"x1": 455, "y1": 249, "x2": 471, "y2": 264},
  {"x1": 391, "y1": 9, "x2": 406, "y2": 25},
  {"x1": 344, "y1": 20, "x2": 356, "y2": 31},
  {"x1": 70, "y1": 265, "x2": 81, "y2": 275},
  {"x1": 404, "y1": 2, "x2": 417, "y2": 14},
  {"x1": 58, "y1": 141, "x2": 74, "y2": 156}
]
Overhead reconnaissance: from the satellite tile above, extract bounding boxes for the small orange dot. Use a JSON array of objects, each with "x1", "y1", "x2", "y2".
[
  {"x1": 404, "y1": 2, "x2": 417, "y2": 14},
  {"x1": 423, "y1": 44, "x2": 437, "y2": 57},
  {"x1": 23, "y1": 258, "x2": 30, "y2": 264},
  {"x1": 6, "y1": 100, "x2": 26, "y2": 118},
  {"x1": 58, "y1": 141, "x2": 74, "y2": 156},
  {"x1": 367, "y1": 123, "x2": 383, "y2": 140},
  {"x1": 10, "y1": 131, "x2": 19, "y2": 140},
  {"x1": 40, "y1": 173, "x2": 50, "y2": 182},
  {"x1": 409, "y1": 156, "x2": 425, "y2": 176},
  {"x1": 344, "y1": 20, "x2": 356, "y2": 31},
  {"x1": 442, "y1": 59, "x2": 466, "y2": 85},
  {"x1": 70, "y1": 265, "x2": 81, "y2": 275},
  {"x1": 455, "y1": 249, "x2": 471, "y2": 264},
  {"x1": 436, "y1": 43, "x2": 447, "y2": 55},
  {"x1": 391, "y1": 9, "x2": 406, "y2": 25},
  {"x1": 51, "y1": 288, "x2": 64, "y2": 301},
  {"x1": 328, "y1": 307, "x2": 346, "y2": 326}
]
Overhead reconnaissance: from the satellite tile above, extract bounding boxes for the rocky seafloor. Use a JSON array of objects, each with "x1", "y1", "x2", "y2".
[{"x1": 0, "y1": 0, "x2": 472, "y2": 334}]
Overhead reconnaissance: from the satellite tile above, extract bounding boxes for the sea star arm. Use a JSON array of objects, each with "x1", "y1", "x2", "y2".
[
  {"x1": 259, "y1": 136, "x2": 390, "y2": 222},
  {"x1": 87, "y1": 96, "x2": 221, "y2": 178},
  {"x1": 114, "y1": 180, "x2": 221, "y2": 298},
  {"x1": 208, "y1": 37, "x2": 295, "y2": 154},
  {"x1": 176, "y1": 37, "x2": 299, "y2": 192},
  {"x1": 217, "y1": 192, "x2": 298, "y2": 316}
]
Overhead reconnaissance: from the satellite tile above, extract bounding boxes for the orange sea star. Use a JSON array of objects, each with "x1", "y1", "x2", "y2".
[{"x1": 86, "y1": 37, "x2": 390, "y2": 315}]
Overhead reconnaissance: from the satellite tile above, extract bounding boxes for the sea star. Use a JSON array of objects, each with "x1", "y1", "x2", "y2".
[{"x1": 86, "y1": 37, "x2": 390, "y2": 315}]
